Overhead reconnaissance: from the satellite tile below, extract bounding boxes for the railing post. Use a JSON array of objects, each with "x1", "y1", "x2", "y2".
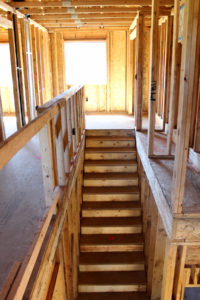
[{"x1": 39, "y1": 121, "x2": 56, "y2": 206}]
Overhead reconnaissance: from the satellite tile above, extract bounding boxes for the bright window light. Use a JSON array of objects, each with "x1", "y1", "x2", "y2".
[{"x1": 64, "y1": 41, "x2": 107, "y2": 85}]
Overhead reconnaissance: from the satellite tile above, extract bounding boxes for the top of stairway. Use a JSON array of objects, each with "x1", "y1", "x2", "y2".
[{"x1": 86, "y1": 129, "x2": 135, "y2": 137}]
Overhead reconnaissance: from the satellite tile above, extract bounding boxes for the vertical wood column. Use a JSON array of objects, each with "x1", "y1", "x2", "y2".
[
  {"x1": 57, "y1": 33, "x2": 65, "y2": 94},
  {"x1": 8, "y1": 27, "x2": 22, "y2": 130},
  {"x1": 171, "y1": 0, "x2": 200, "y2": 213},
  {"x1": 50, "y1": 32, "x2": 59, "y2": 97},
  {"x1": 151, "y1": 216, "x2": 167, "y2": 300},
  {"x1": 134, "y1": 12, "x2": 144, "y2": 130},
  {"x1": 147, "y1": 0, "x2": 159, "y2": 156},
  {"x1": 30, "y1": 25, "x2": 40, "y2": 107},
  {"x1": 161, "y1": 242, "x2": 177, "y2": 300},
  {"x1": 36, "y1": 28, "x2": 44, "y2": 104},
  {"x1": 167, "y1": 0, "x2": 180, "y2": 154}
]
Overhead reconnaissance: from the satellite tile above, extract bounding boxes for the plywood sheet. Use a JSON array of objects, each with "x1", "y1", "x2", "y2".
[
  {"x1": 110, "y1": 31, "x2": 127, "y2": 112},
  {"x1": 84, "y1": 84, "x2": 107, "y2": 112}
]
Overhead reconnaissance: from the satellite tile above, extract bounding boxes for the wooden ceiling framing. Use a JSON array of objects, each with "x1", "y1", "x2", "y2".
[{"x1": 0, "y1": 0, "x2": 174, "y2": 30}]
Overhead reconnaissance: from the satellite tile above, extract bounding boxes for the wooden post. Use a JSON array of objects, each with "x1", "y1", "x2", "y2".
[
  {"x1": 151, "y1": 216, "x2": 167, "y2": 300},
  {"x1": 161, "y1": 242, "x2": 177, "y2": 300},
  {"x1": 13, "y1": 15, "x2": 26, "y2": 126},
  {"x1": 167, "y1": 0, "x2": 180, "y2": 154},
  {"x1": 19, "y1": 18, "x2": 31, "y2": 122},
  {"x1": 50, "y1": 32, "x2": 59, "y2": 97},
  {"x1": 40, "y1": 30, "x2": 47, "y2": 103},
  {"x1": 30, "y1": 25, "x2": 40, "y2": 107},
  {"x1": 147, "y1": 0, "x2": 159, "y2": 156},
  {"x1": 134, "y1": 12, "x2": 144, "y2": 130},
  {"x1": 171, "y1": 0, "x2": 200, "y2": 213},
  {"x1": 36, "y1": 28, "x2": 44, "y2": 104},
  {"x1": 173, "y1": 246, "x2": 187, "y2": 300},
  {"x1": 39, "y1": 122, "x2": 55, "y2": 206},
  {"x1": 8, "y1": 27, "x2": 22, "y2": 130},
  {"x1": 54, "y1": 111, "x2": 66, "y2": 186},
  {"x1": 61, "y1": 104, "x2": 70, "y2": 174},
  {"x1": 57, "y1": 33, "x2": 65, "y2": 94}
]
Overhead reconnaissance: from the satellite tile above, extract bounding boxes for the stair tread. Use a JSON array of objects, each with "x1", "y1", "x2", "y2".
[
  {"x1": 81, "y1": 217, "x2": 141, "y2": 227},
  {"x1": 82, "y1": 201, "x2": 141, "y2": 210},
  {"x1": 85, "y1": 159, "x2": 137, "y2": 166},
  {"x1": 77, "y1": 292, "x2": 149, "y2": 300},
  {"x1": 85, "y1": 147, "x2": 136, "y2": 153},
  {"x1": 83, "y1": 186, "x2": 139, "y2": 194},
  {"x1": 84, "y1": 173, "x2": 138, "y2": 180},
  {"x1": 86, "y1": 129, "x2": 135, "y2": 137},
  {"x1": 78, "y1": 271, "x2": 146, "y2": 285},
  {"x1": 80, "y1": 252, "x2": 145, "y2": 265},
  {"x1": 80, "y1": 234, "x2": 143, "y2": 245},
  {"x1": 86, "y1": 136, "x2": 135, "y2": 141}
]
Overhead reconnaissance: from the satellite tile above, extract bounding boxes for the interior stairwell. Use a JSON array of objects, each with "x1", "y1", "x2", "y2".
[{"x1": 77, "y1": 129, "x2": 148, "y2": 300}]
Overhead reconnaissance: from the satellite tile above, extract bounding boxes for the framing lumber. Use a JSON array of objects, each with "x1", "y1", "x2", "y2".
[
  {"x1": 134, "y1": 12, "x2": 143, "y2": 130},
  {"x1": 50, "y1": 32, "x2": 59, "y2": 97},
  {"x1": 167, "y1": 0, "x2": 180, "y2": 155},
  {"x1": 8, "y1": 27, "x2": 22, "y2": 130},
  {"x1": 0, "y1": 0, "x2": 47, "y2": 32},
  {"x1": 171, "y1": 0, "x2": 200, "y2": 213},
  {"x1": 0, "y1": 15, "x2": 12, "y2": 29},
  {"x1": 147, "y1": 0, "x2": 159, "y2": 156},
  {"x1": 30, "y1": 24, "x2": 40, "y2": 106},
  {"x1": 31, "y1": 13, "x2": 137, "y2": 20},
  {"x1": 10, "y1": 0, "x2": 174, "y2": 8}
]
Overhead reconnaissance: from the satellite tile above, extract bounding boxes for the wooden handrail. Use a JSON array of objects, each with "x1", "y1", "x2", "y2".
[
  {"x1": 0, "y1": 85, "x2": 84, "y2": 170},
  {"x1": 36, "y1": 84, "x2": 83, "y2": 113}
]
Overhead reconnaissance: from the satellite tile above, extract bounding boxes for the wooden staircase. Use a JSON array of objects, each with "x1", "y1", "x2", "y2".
[{"x1": 77, "y1": 130, "x2": 148, "y2": 300}]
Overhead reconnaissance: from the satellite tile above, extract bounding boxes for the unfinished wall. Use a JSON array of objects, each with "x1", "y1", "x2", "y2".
[
  {"x1": 63, "y1": 29, "x2": 134, "y2": 114},
  {"x1": 142, "y1": 26, "x2": 150, "y2": 113}
]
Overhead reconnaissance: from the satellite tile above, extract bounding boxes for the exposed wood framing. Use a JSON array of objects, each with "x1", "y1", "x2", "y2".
[
  {"x1": 167, "y1": 0, "x2": 180, "y2": 154},
  {"x1": 147, "y1": 0, "x2": 159, "y2": 156},
  {"x1": 134, "y1": 12, "x2": 143, "y2": 130},
  {"x1": 171, "y1": 0, "x2": 200, "y2": 213}
]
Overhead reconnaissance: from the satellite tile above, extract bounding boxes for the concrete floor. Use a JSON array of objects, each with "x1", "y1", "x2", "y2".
[{"x1": 0, "y1": 115, "x2": 199, "y2": 300}]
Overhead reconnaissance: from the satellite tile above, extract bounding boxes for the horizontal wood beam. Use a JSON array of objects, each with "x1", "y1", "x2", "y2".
[
  {"x1": 42, "y1": 23, "x2": 132, "y2": 28},
  {"x1": 0, "y1": 0, "x2": 47, "y2": 31},
  {"x1": 31, "y1": 13, "x2": 137, "y2": 20},
  {"x1": 39, "y1": 18, "x2": 134, "y2": 24},
  {"x1": 10, "y1": 0, "x2": 174, "y2": 8},
  {"x1": 20, "y1": 6, "x2": 171, "y2": 15},
  {"x1": 0, "y1": 15, "x2": 12, "y2": 28},
  {"x1": 52, "y1": 26, "x2": 130, "y2": 31}
]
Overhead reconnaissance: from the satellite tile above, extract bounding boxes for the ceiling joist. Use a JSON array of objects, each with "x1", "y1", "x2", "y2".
[{"x1": 10, "y1": 0, "x2": 174, "y2": 8}]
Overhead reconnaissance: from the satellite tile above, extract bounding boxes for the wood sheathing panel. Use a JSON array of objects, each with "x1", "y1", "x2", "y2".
[{"x1": 110, "y1": 31, "x2": 127, "y2": 112}]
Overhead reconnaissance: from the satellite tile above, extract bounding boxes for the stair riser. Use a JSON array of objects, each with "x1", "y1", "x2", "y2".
[
  {"x1": 85, "y1": 153, "x2": 136, "y2": 160},
  {"x1": 83, "y1": 194, "x2": 140, "y2": 202},
  {"x1": 82, "y1": 209, "x2": 141, "y2": 218},
  {"x1": 86, "y1": 130, "x2": 135, "y2": 137},
  {"x1": 80, "y1": 245, "x2": 144, "y2": 252},
  {"x1": 79, "y1": 264, "x2": 145, "y2": 272},
  {"x1": 84, "y1": 166, "x2": 137, "y2": 173},
  {"x1": 84, "y1": 179, "x2": 138, "y2": 187},
  {"x1": 81, "y1": 227, "x2": 142, "y2": 234},
  {"x1": 86, "y1": 141, "x2": 136, "y2": 148},
  {"x1": 78, "y1": 285, "x2": 146, "y2": 293}
]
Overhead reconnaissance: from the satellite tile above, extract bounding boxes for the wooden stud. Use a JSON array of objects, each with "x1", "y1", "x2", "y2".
[
  {"x1": 19, "y1": 18, "x2": 31, "y2": 122},
  {"x1": 30, "y1": 25, "x2": 40, "y2": 107},
  {"x1": 50, "y1": 32, "x2": 59, "y2": 97},
  {"x1": 147, "y1": 0, "x2": 159, "y2": 156},
  {"x1": 167, "y1": 0, "x2": 180, "y2": 154},
  {"x1": 134, "y1": 12, "x2": 144, "y2": 130},
  {"x1": 171, "y1": 0, "x2": 200, "y2": 213},
  {"x1": 36, "y1": 28, "x2": 44, "y2": 104}
]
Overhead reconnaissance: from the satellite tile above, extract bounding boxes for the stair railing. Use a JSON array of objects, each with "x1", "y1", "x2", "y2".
[{"x1": 0, "y1": 85, "x2": 85, "y2": 300}]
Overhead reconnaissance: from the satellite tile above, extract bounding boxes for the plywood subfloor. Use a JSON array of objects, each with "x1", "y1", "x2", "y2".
[
  {"x1": 0, "y1": 133, "x2": 45, "y2": 290},
  {"x1": 136, "y1": 131, "x2": 200, "y2": 213}
]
